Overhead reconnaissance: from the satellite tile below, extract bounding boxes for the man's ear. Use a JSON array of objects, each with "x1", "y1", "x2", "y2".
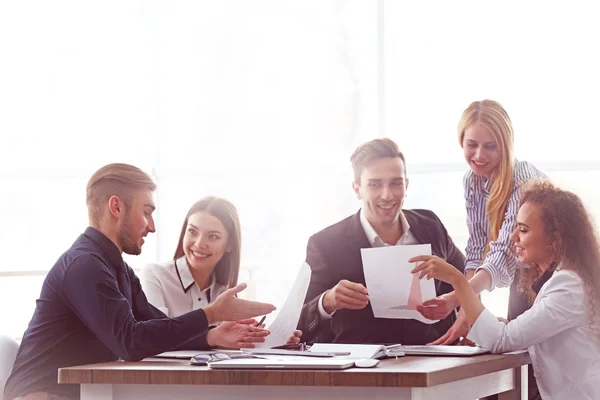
[
  {"x1": 405, "y1": 177, "x2": 410, "y2": 195},
  {"x1": 352, "y1": 181, "x2": 361, "y2": 199},
  {"x1": 107, "y1": 195, "x2": 124, "y2": 220}
]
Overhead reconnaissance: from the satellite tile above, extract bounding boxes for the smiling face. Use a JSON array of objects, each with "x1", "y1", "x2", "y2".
[
  {"x1": 511, "y1": 201, "x2": 554, "y2": 269},
  {"x1": 352, "y1": 156, "x2": 408, "y2": 232},
  {"x1": 462, "y1": 122, "x2": 501, "y2": 179},
  {"x1": 182, "y1": 211, "x2": 231, "y2": 273}
]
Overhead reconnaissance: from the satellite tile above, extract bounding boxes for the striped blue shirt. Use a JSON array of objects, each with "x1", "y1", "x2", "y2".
[{"x1": 464, "y1": 159, "x2": 547, "y2": 289}]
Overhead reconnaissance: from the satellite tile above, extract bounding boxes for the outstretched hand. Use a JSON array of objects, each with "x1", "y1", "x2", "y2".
[
  {"x1": 205, "y1": 283, "x2": 276, "y2": 323},
  {"x1": 427, "y1": 310, "x2": 471, "y2": 345},
  {"x1": 207, "y1": 319, "x2": 270, "y2": 349}
]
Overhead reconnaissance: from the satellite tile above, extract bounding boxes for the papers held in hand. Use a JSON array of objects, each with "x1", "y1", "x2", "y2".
[
  {"x1": 361, "y1": 244, "x2": 438, "y2": 324},
  {"x1": 254, "y1": 262, "x2": 312, "y2": 348}
]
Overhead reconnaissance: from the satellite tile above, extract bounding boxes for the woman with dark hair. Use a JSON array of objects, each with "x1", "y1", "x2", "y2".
[
  {"x1": 411, "y1": 180, "x2": 600, "y2": 399},
  {"x1": 141, "y1": 196, "x2": 300, "y2": 349}
]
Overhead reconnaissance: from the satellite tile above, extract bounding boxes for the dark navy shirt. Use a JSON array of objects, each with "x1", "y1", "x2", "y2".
[{"x1": 4, "y1": 227, "x2": 212, "y2": 400}]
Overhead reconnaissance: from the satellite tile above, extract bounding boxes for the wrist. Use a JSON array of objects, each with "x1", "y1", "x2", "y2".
[
  {"x1": 446, "y1": 291, "x2": 460, "y2": 310},
  {"x1": 465, "y1": 269, "x2": 476, "y2": 281},
  {"x1": 322, "y1": 290, "x2": 336, "y2": 314},
  {"x1": 453, "y1": 276, "x2": 471, "y2": 295},
  {"x1": 206, "y1": 328, "x2": 218, "y2": 347},
  {"x1": 204, "y1": 304, "x2": 217, "y2": 325}
]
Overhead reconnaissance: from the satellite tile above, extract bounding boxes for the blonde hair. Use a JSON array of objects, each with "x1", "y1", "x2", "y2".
[
  {"x1": 86, "y1": 163, "x2": 156, "y2": 225},
  {"x1": 458, "y1": 100, "x2": 515, "y2": 256},
  {"x1": 350, "y1": 138, "x2": 406, "y2": 184}
]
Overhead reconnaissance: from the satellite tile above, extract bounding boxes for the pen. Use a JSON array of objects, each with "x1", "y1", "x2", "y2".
[{"x1": 257, "y1": 316, "x2": 266, "y2": 326}]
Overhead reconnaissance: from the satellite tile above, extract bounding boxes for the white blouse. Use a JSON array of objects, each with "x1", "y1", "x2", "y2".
[
  {"x1": 139, "y1": 256, "x2": 226, "y2": 318},
  {"x1": 468, "y1": 269, "x2": 600, "y2": 399}
]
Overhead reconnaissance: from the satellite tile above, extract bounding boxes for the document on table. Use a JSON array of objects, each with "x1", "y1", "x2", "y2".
[
  {"x1": 361, "y1": 244, "x2": 437, "y2": 324},
  {"x1": 254, "y1": 261, "x2": 311, "y2": 348}
]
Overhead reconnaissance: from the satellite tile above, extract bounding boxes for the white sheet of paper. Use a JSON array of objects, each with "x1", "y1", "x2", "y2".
[
  {"x1": 361, "y1": 244, "x2": 437, "y2": 324},
  {"x1": 254, "y1": 261, "x2": 311, "y2": 348}
]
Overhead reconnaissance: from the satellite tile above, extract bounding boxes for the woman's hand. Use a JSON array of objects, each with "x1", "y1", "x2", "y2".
[
  {"x1": 254, "y1": 318, "x2": 302, "y2": 347},
  {"x1": 409, "y1": 255, "x2": 466, "y2": 287},
  {"x1": 411, "y1": 255, "x2": 485, "y2": 326},
  {"x1": 286, "y1": 330, "x2": 303, "y2": 346}
]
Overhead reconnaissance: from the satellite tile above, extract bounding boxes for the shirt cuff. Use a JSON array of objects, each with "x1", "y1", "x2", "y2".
[
  {"x1": 467, "y1": 308, "x2": 503, "y2": 351},
  {"x1": 318, "y1": 292, "x2": 335, "y2": 319},
  {"x1": 464, "y1": 261, "x2": 480, "y2": 273},
  {"x1": 464, "y1": 263, "x2": 496, "y2": 292},
  {"x1": 477, "y1": 263, "x2": 499, "y2": 291}
]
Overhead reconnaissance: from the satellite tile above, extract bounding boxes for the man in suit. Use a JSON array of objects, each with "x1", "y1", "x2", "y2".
[{"x1": 297, "y1": 138, "x2": 465, "y2": 344}]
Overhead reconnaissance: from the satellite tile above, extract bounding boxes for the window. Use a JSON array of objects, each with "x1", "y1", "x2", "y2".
[
  {"x1": 0, "y1": 0, "x2": 377, "y2": 337},
  {"x1": 386, "y1": 0, "x2": 600, "y2": 317},
  {"x1": 2, "y1": 1, "x2": 598, "y2": 339}
]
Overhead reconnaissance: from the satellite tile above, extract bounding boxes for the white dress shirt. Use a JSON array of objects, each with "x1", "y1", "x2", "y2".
[
  {"x1": 139, "y1": 256, "x2": 226, "y2": 318},
  {"x1": 317, "y1": 209, "x2": 419, "y2": 318},
  {"x1": 468, "y1": 269, "x2": 600, "y2": 399}
]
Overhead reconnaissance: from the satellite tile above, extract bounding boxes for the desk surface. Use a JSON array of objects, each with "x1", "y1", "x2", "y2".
[{"x1": 58, "y1": 352, "x2": 530, "y2": 388}]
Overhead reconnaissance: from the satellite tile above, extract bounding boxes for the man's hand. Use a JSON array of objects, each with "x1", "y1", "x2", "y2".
[
  {"x1": 322, "y1": 279, "x2": 369, "y2": 314},
  {"x1": 428, "y1": 309, "x2": 471, "y2": 345},
  {"x1": 416, "y1": 292, "x2": 459, "y2": 321},
  {"x1": 207, "y1": 319, "x2": 270, "y2": 349},
  {"x1": 204, "y1": 283, "x2": 276, "y2": 324}
]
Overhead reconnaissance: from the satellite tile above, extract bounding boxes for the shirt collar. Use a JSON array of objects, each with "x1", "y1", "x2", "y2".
[
  {"x1": 359, "y1": 208, "x2": 411, "y2": 246},
  {"x1": 83, "y1": 226, "x2": 124, "y2": 269},
  {"x1": 472, "y1": 173, "x2": 490, "y2": 194},
  {"x1": 174, "y1": 256, "x2": 216, "y2": 294}
]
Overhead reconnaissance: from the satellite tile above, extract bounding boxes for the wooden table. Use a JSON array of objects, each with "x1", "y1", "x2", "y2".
[{"x1": 59, "y1": 352, "x2": 530, "y2": 400}]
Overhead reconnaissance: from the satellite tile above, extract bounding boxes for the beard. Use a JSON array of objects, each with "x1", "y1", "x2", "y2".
[{"x1": 117, "y1": 214, "x2": 144, "y2": 255}]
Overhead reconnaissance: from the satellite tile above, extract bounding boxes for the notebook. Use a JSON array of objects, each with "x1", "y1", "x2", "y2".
[
  {"x1": 308, "y1": 343, "x2": 405, "y2": 359},
  {"x1": 308, "y1": 343, "x2": 488, "y2": 358},
  {"x1": 208, "y1": 358, "x2": 355, "y2": 370}
]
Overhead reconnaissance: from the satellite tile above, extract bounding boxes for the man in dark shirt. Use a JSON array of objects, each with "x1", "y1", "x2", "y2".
[{"x1": 4, "y1": 163, "x2": 275, "y2": 400}]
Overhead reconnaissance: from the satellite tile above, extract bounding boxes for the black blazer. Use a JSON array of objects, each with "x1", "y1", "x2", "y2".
[{"x1": 297, "y1": 209, "x2": 466, "y2": 344}]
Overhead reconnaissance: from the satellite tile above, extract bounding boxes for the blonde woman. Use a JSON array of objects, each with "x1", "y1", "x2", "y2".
[
  {"x1": 411, "y1": 181, "x2": 600, "y2": 399},
  {"x1": 418, "y1": 100, "x2": 546, "y2": 332},
  {"x1": 416, "y1": 100, "x2": 547, "y2": 399}
]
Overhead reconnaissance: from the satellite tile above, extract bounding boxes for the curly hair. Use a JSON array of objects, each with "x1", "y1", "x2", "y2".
[{"x1": 517, "y1": 180, "x2": 600, "y2": 338}]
